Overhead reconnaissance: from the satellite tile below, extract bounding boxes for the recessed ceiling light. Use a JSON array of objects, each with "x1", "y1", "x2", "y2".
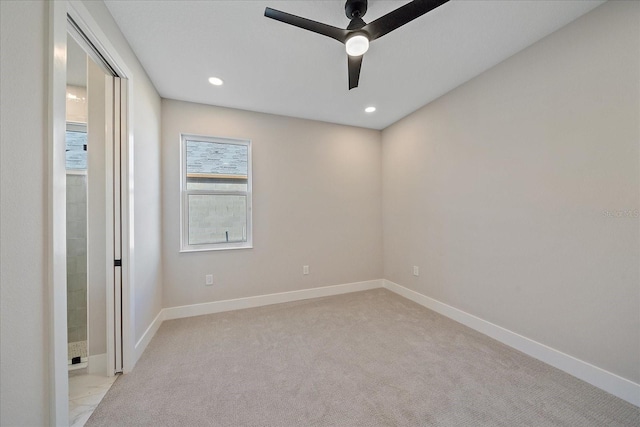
[
  {"x1": 208, "y1": 77, "x2": 224, "y2": 86},
  {"x1": 365, "y1": 106, "x2": 376, "y2": 113}
]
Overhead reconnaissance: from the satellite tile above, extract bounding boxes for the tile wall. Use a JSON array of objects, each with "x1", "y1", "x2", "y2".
[{"x1": 67, "y1": 174, "x2": 87, "y2": 344}]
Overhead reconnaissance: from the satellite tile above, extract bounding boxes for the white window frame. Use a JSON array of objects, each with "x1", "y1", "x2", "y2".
[{"x1": 180, "y1": 133, "x2": 253, "y2": 252}]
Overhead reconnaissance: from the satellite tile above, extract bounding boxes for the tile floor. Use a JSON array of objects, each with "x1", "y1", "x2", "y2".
[{"x1": 69, "y1": 371, "x2": 118, "y2": 427}]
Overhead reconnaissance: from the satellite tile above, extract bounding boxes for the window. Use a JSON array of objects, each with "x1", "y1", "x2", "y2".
[
  {"x1": 66, "y1": 122, "x2": 87, "y2": 171},
  {"x1": 181, "y1": 134, "x2": 252, "y2": 251}
]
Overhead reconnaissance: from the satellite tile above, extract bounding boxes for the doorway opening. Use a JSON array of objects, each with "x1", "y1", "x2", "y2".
[{"x1": 65, "y1": 14, "x2": 127, "y2": 425}]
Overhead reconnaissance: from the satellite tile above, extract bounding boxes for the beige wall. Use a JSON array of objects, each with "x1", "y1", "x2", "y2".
[
  {"x1": 0, "y1": 1, "x2": 50, "y2": 424},
  {"x1": 162, "y1": 100, "x2": 383, "y2": 307},
  {"x1": 82, "y1": 1, "x2": 163, "y2": 345},
  {"x1": 1, "y1": 1, "x2": 637, "y2": 424},
  {"x1": 382, "y1": 0, "x2": 639, "y2": 383},
  {"x1": 0, "y1": 0, "x2": 163, "y2": 423}
]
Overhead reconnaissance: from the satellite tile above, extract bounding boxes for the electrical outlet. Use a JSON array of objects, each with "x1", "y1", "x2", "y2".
[
  {"x1": 205, "y1": 274, "x2": 214, "y2": 286},
  {"x1": 303, "y1": 265, "x2": 309, "y2": 275},
  {"x1": 413, "y1": 266, "x2": 419, "y2": 276}
]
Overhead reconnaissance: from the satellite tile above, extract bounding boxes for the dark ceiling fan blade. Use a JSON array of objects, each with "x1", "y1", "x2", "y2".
[
  {"x1": 265, "y1": 7, "x2": 349, "y2": 43},
  {"x1": 348, "y1": 55, "x2": 363, "y2": 90},
  {"x1": 363, "y1": 0, "x2": 449, "y2": 41}
]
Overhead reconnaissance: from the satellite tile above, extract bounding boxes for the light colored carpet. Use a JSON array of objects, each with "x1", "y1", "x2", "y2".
[{"x1": 86, "y1": 289, "x2": 639, "y2": 426}]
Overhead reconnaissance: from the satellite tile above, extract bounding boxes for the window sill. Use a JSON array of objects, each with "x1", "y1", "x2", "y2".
[{"x1": 179, "y1": 244, "x2": 253, "y2": 253}]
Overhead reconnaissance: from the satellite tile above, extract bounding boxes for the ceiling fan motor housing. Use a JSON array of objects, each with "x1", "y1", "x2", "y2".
[{"x1": 345, "y1": 0, "x2": 368, "y2": 19}]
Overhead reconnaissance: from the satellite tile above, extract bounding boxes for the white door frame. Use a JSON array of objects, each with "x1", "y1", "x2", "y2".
[{"x1": 48, "y1": 1, "x2": 136, "y2": 424}]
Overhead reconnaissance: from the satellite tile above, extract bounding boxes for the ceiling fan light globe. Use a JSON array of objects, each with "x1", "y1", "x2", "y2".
[{"x1": 345, "y1": 35, "x2": 369, "y2": 56}]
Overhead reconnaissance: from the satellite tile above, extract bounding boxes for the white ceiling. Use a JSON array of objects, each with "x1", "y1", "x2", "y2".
[{"x1": 104, "y1": 0, "x2": 605, "y2": 130}]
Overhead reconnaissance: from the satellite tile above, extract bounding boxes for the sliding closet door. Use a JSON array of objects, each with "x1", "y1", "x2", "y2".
[
  {"x1": 113, "y1": 77, "x2": 126, "y2": 373},
  {"x1": 104, "y1": 75, "x2": 126, "y2": 374}
]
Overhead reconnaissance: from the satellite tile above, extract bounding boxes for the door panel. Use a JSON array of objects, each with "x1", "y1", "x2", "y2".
[{"x1": 113, "y1": 77, "x2": 123, "y2": 373}]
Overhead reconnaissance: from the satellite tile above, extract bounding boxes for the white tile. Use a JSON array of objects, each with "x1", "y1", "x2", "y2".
[
  {"x1": 68, "y1": 373, "x2": 118, "y2": 426},
  {"x1": 70, "y1": 406, "x2": 94, "y2": 427}
]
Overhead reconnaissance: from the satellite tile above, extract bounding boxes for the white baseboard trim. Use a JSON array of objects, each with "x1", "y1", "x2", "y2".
[
  {"x1": 132, "y1": 280, "x2": 383, "y2": 365},
  {"x1": 67, "y1": 361, "x2": 87, "y2": 371},
  {"x1": 130, "y1": 278, "x2": 639, "y2": 407},
  {"x1": 134, "y1": 310, "x2": 165, "y2": 364},
  {"x1": 164, "y1": 279, "x2": 383, "y2": 321},
  {"x1": 87, "y1": 353, "x2": 107, "y2": 376},
  {"x1": 383, "y1": 279, "x2": 640, "y2": 407}
]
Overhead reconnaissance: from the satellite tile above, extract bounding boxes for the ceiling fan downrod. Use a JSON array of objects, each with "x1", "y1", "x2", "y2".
[{"x1": 345, "y1": 0, "x2": 368, "y2": 19}]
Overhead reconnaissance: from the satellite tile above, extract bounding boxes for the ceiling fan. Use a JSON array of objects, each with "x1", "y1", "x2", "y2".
[{"x1": 264, "y1": 0, "x2": 450, "y2": 90}]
